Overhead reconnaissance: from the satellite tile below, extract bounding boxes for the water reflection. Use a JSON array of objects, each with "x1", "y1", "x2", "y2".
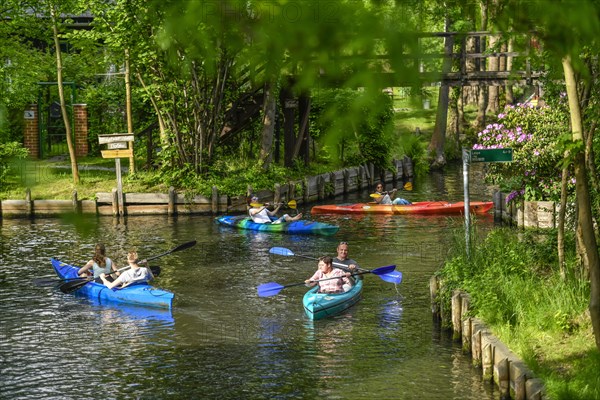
[{"x1": 1, "y1": 165, "x2": 499, "y2": 399}]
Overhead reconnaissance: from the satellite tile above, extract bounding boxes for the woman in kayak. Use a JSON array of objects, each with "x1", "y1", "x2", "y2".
[
  {"x1": 99, "y1": 251, "x2": 153, "y2": 289},
  {"x1": 372, "y1": 183, "x2": 411, "y2": 205},
  {"x1": 77, "y1": 243, "x2": 118, "y2": 280},
  {"x1": 305, "y1": 256, "x2": 353, "y2": 294},
  {"x1": 248, "y1": 195, "x2": 302, "y2": 224}
]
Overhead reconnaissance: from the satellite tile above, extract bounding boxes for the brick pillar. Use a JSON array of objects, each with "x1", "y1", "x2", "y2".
[
  {"x1": 73, "y1": 104, "x2": 89, "y2": 157},
  {"x1": 23, "y1": 105, "x2": 39, "y2": 158}
]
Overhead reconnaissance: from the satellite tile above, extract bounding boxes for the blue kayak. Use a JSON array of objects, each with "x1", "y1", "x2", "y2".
[
  {"x1": 303, "y1": 279, "x2": 363, "y2": 320},
  {"x1": 51, "y1": 258, "x2": 174, "y2": 309},
  {"x1": 215, "y1": 215, "x2": 339, "y2": 236}
]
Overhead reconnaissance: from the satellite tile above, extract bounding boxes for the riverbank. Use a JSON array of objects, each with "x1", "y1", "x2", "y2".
[
  {"x1": 434, "y1": 227, "x2": 599, "y2": 400},
  {"x1": 0, "y1": 158, "x2": 413, "y2": 218}
]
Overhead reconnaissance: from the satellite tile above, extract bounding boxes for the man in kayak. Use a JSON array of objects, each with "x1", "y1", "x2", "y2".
[
  {"x1": 372, "y1": 183, "x2": 411, "y2": 205},
  {"x1": 248, "y1": 195, "x2": 303, "y2": 224},
  {"x1": 305, "y1": 256, "x2": 353, "y2": 294},
  {"x1": 99, "y1": 251, "x2": 153, "y2": 289},
  {"x1": 334, "y1": 241, "x2": 362, "y2": 283}
]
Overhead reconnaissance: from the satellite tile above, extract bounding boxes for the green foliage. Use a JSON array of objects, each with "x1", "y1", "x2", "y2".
[
  {"x1": 473, "y1": 102, "x2": 571, "y2": 203},
  {"x1": 439, "y1": 227, "x2": 587, "y2": 331},
  {"x1": 312, "y1": 89, "x2": 395, "y2": 169},
  {"x1": 0, "y1": 142, "x2": 28, "y2": 186}
]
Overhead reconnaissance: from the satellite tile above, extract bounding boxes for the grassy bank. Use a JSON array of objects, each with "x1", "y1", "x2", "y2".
[{"x1": 438, "y1": 227, "x2": 599, "y2": 400}]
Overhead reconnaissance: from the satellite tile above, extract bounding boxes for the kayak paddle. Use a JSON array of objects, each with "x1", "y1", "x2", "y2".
[
  {"x1": 268, "y1": 246, "x2": 403, "y2": 284},
  {"x1": 250, "y1": 200, "x2": 297, "y2": 209},
  {"x1": 57, "y1": 240, "x2": 196, "y2": 294},
  {"x1": 257, "y1": 265, "x2": 397, "y2": 297}
]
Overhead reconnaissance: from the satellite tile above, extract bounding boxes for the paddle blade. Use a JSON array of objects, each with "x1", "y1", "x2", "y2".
[
  {"x1": 379, "y1": 270, "x2": 403, "y2": 284},
  {"x1": 370, "y1": 193, "x2": 382, "y2": 198},
  {"x1": 257, "y1": 282, "x2": 285, "y2": 297},
  {"x1": 269, "y1": 247, "x2": 295, "y2": 257},
  {"x1": 404, "y1": 182, "x2": 413, "y2": 191},
  {"x1": 250, "y1": 203, "x2": 263, "y2": 208},
  {"x1": 370, "y1": 265, "x2": 396, "y2": 275},
  {"x1": 171, "y1": 240, "x2": 197, "y2": 253},
  {"x1": 59, "y1": 278, "x2": 92, "y2": 294},
  {"x1": 287, "y1": 200, "x2": 297, "y2": 209}
]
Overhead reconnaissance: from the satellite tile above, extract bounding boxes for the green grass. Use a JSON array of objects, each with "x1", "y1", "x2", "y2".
[
  {"x1": 439, "y1": 227, "x2": 599, "y2": 400},
  {"x1": 2, "y1": 157, "x2": 168, "y2": 200}
]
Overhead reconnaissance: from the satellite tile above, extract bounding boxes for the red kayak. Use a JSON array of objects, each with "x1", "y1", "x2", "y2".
[{"x1": 311, "y1": 201, "x2": 493, "y2": 215}]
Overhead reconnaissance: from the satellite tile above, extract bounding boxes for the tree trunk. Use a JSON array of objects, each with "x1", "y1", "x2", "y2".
[
  {"x1": 260, "y1": 82, "x2": 276, "y2": 169},
  {"x1": 563, "y1": 56, "x2": 600, "y2": 351},
  {"x1": 125, "y1": 48, "x2": 135, "y2": 174},
  {"x1": 428, "y1": 16, "x2": 453, "y2": 168},
  {"x1": 505, "y1": 39, "x2": 514, "y2": 104},
  {"x1": 50, "y1": 5, "x2": 79, "y2": 184},
  {"x1": 463, "y1": 36, "x2": 478, "y2": 105},
  {"x1": 558, "y1": 164, "x2": 568, "y2": 279},
  {"x1": 475, "y1": 1, "x2": 488, "y2": 130},
  {"x1": 447, "y1": 87, "x2": 460, "y2": 154},
  {"x1": 486, "y1": 34, "x2": 499, "y2": 115}
]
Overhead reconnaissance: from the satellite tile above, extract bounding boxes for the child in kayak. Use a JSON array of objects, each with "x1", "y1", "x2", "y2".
[
  {"x1": 248, "y1": 195, "x2": 302, "y2": 224},
  {"x1": 305, "y1": 256, "x2": 353, "y2": 294},
  {"x1": 99, "y1": 251, "x2": 153, "y2": 289}
]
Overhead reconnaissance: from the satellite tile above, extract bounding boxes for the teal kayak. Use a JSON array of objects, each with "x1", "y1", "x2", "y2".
[
  {"x1": 215, "y1": 215, "x2": 339, "y2": 236},
  {"x1": 303, "y1": 279, "x2": 363, "y2": 320},
  {"x1": 51, "y1": 258, "x2": 174, "y2": 309}
]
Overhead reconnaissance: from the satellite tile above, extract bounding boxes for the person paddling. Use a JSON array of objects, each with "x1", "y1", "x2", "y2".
[
  {"x1": 305, "y1": 256, "x2": 352, "y2": 294},
  {"x1": 77, "y1": 243, "x2": 118, "y2": 281},
  {"x1": 372, "y1": 183, "x2": 411, "y2": 205},
  {"x1": 99, "y1": 251, "x2": 153, "y2": 289},
  {"x1": 248, "y1": 195, "x2": 303, "y2": 224}
]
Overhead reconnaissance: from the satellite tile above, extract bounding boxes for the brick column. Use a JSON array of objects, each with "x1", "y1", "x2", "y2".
[
  {"x1": 73, "y1": 104, "x2": 89, "y2": 157},
  {"x1": 23, "y1": 105, "x2": 39, "y2": 158}
]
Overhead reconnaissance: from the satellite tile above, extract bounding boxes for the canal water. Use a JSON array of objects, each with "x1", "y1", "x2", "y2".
[{"x1": 0, "y1": 165, "x2": 500, "y2": 399}]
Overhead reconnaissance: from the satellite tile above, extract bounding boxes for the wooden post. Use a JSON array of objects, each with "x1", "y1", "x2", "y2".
[
  {"x1": 274, "y1": 183, "x2": 281, "y2": 205},
  {"x1": 462, "y1": 317, "x2": 472, "y2": 352},
  {"x1": 317, "y1": 176, "x2": 325, "y2": 200},
  {"x1": 211, "y1": 186, "x2": 218, "y2": 214},
  {"x1": 482, "y1": 341, "x2": 494, "y2": 380},
  {"x1": 111, "y1": 188, "x2": 118, "y2": 216},
  {"x1": 303, "y1": 178, "x2": 309, "y2": 204},
  {"x1": 452, "y1": 290, "x2": 462, "y2": 340},
  {"x1": 430, "y1": 275, "x2": 440, "y2": 315},
  {"x1": 72, "y1": 190, "x2": 80, "y2": 213},
  {"x1": 26, "y1": 188, "x2": 33, "y2": 217},
  {"x1": 343, "y1": 169, "x2": 349, "y2": 194},
  {"x1": 472, "y1": 327, "x2": 482, "y2": 367},
  {"x1": 115, "y1": 158, "x2": 124, "y2": 216},
  {"x1": 288, "y1": 182, "x2": 296, "y2": 202},
  {"x1": 494, "y1": 358, "x2": 510, "y2": 398},
  {"x1": 168, "y1": 186, "x2": 176, "y2": 216}
]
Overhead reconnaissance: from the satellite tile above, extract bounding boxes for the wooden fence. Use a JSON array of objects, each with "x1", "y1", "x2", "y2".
[{"x1": 0, "y1": 158, "x2": 413, "y2": 218}]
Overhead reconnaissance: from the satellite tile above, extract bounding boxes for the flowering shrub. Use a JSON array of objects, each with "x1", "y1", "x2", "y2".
[{"x1": 473, "y1": 102, "x2": 571, "y2": 203}]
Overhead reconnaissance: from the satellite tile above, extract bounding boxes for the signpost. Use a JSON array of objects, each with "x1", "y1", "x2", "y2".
[
  {"x1": 463, "y1": 148, "x2": 513, "y2": 256},
  {"x1": 470, "y1": 148, "x2": 513, "y2": 163},
  {"x1": 98, "y1": 134, "x2": 134, "y2": 216}
]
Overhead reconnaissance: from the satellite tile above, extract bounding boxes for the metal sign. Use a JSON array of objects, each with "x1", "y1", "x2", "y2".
[
  {"x1": 470, "y1": 148, "x2": 513, "y2": 163},
  {"x1": 98, "y1": 134, "x2": 135, "y2": 144}
]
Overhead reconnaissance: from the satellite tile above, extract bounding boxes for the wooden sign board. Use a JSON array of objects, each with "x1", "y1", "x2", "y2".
[
  {"x1": 98, "y1": 134, "x2": 135, "y2": 144},
  {"x1": 107, "y1": 142, "x2": 128, "y2": 150},
  {"x1": 101, "y1": 149, "x2": 133, "y2": 159}
]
